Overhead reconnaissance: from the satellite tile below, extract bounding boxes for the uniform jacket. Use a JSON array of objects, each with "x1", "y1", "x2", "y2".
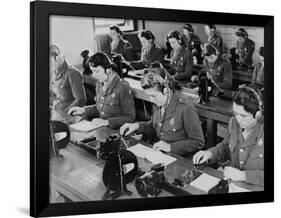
[
  {"x1": 137, "y1": 93, "x2": 205, "y2": 156},
  {"x1": 236, "y1": 38, "x2": 255, "y2": 68},
  {"x1": 109, "y1": 38, "x2": 136, "y2": 61},
  {"x1": 183, "y1": 34, "x2": 203, "y2": 63},
  {"x1": 170, "y1": 45, "x2": 193, "y2": 81},
  {"x1": 208, "y1": 34, "x2": 223, "y2": 53},
  {"x1": 204, "y1": 56, "x2": 233, "y2": 89},
  {"x1": 84, "y1": 74, "x2": 135, "y2": 129},
  {"x1": 51, "y1": 60, "x2": 86, "y2": 113},
  {"x1": 209, "y1": 117, "x2": 264, "y2": 186},
  {"x1": 130, "y1": 43, "x2": 164, "y2": 69}
]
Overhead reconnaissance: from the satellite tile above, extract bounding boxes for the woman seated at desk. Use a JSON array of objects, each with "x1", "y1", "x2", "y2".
[
  {"x1": 128, "y1": 30, "x2": 164, "y2": 70},
  {"x1": 167, "y1": 30, "x2": 193, "y2": 82},
  {"x1": 203, "y1": 43, "x2": 232, "y2": 90},
  {"x1": 193, "y1": 85, "x2": 264, "y2": 186},
  {"x1": 68, "y1": 52, "x2": 136, "y2": 129},
  {"x1": 108, "y1": 25, "x2": 136, "y2": 61},
  {"x1": 120, "y1": 66, "x2": 205, "y2": 156}
]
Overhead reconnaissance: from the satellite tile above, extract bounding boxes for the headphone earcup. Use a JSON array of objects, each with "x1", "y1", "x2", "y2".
[{"x1": 255, "y1": 110, "x2": 262, "y2": 119}]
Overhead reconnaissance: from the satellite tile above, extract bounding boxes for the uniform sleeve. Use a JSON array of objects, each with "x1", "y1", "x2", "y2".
[
  {"x1": 154, "y1": 48, "x2": 164, "y2": 64},
  {"x1": 66, "y1": 70, "x2": 87, "y2": 110},
  {"x1": 136, "y1": 120, "x2": 154, "y2": 136},
  {"x1": 217, "y1": 37, "x2": 223, "y2": 53},
  {"x1": 170, "y1": 103, "x2": 205, "y2": 155},
  {"x1": 123, "y1": 42, "x2": 136, "y2": 61},
  {"x1": 217, "y1": 61, "x2": 232, "y2": 89},
  {"x1": 243, "y1": 41, "x2": 255, "y2": 65},
  {"x1": 107, "y1": 85, "x2": 136, "y2": 129},
  {"x1": 208, "y1": 117, "x2": 233, "y2": 163},
  {"x1": 174, "y1": 49, "x2": 193, "y2": 81},
  {"x1": 129, "y1": 59, "x2": 146, "y2": 70},
  {"x1": 84, "y1": 105, "x2": 99, "y2": 119},
  {"x1": 251, "y1": 64, "x2": 258, "y2": 85}
]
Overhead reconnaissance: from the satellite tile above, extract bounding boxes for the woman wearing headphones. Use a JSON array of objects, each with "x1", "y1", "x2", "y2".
[
  {"x1": 68, "y1": 52, "x2": 136, "y2": 129},
  {"x1": 167, "y1": 30, "x2": 193, "y2": 82},
  {"x1": 129, "y1": 30, "x2": 164, "y2": 69},
  {"x1": 120, "y1": 65, "x2": 205, "y2": 156},
  {"x1": 203, "y1": 43, "x2": 233, "y2": 90},
  {"x1": 204, "y1": 24, "x2": 223, "y2": 53},
  {"x1": 108, "y1": 25, "x2": 135, "y2": 61},
  {"x1": 193, "y1": 85, "x2": 264, "y2": 186}
]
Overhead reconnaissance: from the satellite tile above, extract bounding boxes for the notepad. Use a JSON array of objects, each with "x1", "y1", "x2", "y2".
[
  {"x1": 127, "y1": 143, "x2": 177, "y2": 166},
  {"x1": 69, "y1": 120, "x2": 103, "y2": 132},
  {"x1": 189, "y1": 173, "x2": 220, "y2": 192}
]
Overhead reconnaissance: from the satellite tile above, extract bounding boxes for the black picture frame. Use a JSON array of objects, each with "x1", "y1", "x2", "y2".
[{"x1": 30, "y1": 0, "x2": 274, "y2": 217}]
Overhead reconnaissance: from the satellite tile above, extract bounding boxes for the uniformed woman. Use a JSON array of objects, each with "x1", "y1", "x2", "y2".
[
  {"x1": 108, "y1": 25, "x2": 136, "y2": 61},
  {"x1": 182, "y1": 24, "x2": 203, "y2": 64},
  {"x1": 235, "y1": 28, "x2": 255, "y2": 69},
  {"x1": 167, "y1": 30, "x2": 193, "y2": 82},
  {"x1": 120, "y1": 66, "x2": 205, "y2": 156},
  {"x1": 49, "y1": 44, "x2": 86, "y2": 121},
  {"x1": 68, "y1": 52, "x2": 136, "y2": 129},
  {"x1": 129, "y1": 30, "x2": 164, "y2": 69},
  {"x1": 203, "y1": 43, "x2": 232, "y2": 90},
  {"x1": 204, "y1": 24, "x2": 223, "y2": 53},
  {"x1": 193, "y1": 85, "x2": 264, "y2": 186}
]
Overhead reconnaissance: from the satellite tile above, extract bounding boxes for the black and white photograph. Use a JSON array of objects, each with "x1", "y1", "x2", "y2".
[{"x1": 30, "y1": 0, "x2": 274, "y2": 217}]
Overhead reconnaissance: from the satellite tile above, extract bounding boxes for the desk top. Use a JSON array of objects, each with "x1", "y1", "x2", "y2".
[{"x1": 50, "y1": 126, "x2": 263, "y2": 202}]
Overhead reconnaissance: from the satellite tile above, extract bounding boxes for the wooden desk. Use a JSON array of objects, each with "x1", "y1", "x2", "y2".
[
  {"x1": 124, "y1": 78, "x2": 233, "y2": 148},
  {"x1": 50, "y1": 127, "x2": 263, "y2": 202}
]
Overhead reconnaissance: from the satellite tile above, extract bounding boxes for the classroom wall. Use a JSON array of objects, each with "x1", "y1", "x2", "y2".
[
  {"x1": 145, "y1": 21, "x2": 264, "y2": 64},
  {"x1": 50, "y1": 15, "x2": 96, "y2": 66}
]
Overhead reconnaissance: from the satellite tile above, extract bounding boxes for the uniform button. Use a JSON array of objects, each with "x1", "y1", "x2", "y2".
[
  {"x1": 60, "y1": 85, "x2": 63, "y2": 88},
  {"x1": 159, "y1": 123, "x2": 162, "y2": 127},
  {"x1": 110, "y1": 102, "x2": 113, "y2": 106},
  {"x1": 240, "y1": 161, "x2": 244, "y2": 165},
  {"x1": 101, "y1": 111, "x2": 104, "y2": 115},
  {"x1": 173, "y1": 128, "x2": 176, "y2": 132},
  {"x1": 100, "y1": 104, "x2": 103, "y2": 107},
  {"x1": 160, "y1": 132, "x2": 163, "y2": 136},
  {"x1": 101, "y1": 97, "x2": 104, "y2": 100},
  {"x1": 240, "y1": 149, "x2": 244, "y2": 152},
  {"x1": 259, "y1": 154, "x2": 263, "y2": 158}
]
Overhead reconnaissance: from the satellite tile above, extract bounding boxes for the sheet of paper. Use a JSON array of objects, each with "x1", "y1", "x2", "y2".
[
  {"x1": 189, "y1": 173, "x2": 221, "y2": 192},
  {"x1": 127, "y1": 143, "x2": 177, "y2": 166},
  {"x1": 69, "y1": 120, "x2": 102, "y2": 132},
  {"x1": 229, "y1": 182, "x2": 250, "y2": 193}
]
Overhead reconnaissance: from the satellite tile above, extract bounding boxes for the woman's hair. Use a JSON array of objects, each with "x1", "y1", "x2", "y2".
[
  {"x1": 166, "y1": 31, "x2": 185, "y2": 45},
  {"x1": 109, "y1": 25, "x2": 123, "y2": 35},
  {"x1": 204, "y1": 44, "x2": 220, "y2": 56},
  {"x1": 140, "y1": 62, "x2": 181, "y2": 92},
  {"x1": 183, "y1": 23, "x2": 193, "y2": 32},
  {"x1": 88, "y1": 52, "x2": 117, "y2": 71},
  {"x1": 138, "y1": 30, "x2": 155, "y2": 41},
  {"x1": 233, "y1": 85, "x2": 263, "y2": 117},
  {"x1": 50, "y1": 44, "x2": 60, "y2": 58}
]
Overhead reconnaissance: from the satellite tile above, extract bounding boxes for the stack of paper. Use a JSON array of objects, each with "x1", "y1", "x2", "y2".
[
  {"x1": 189, "y1": 173, "x2": 221, "y2": 192},
  {"x1": 127, "y1": 143, "x2": 177, "y2": 166},
  {"x1": 69, "y1": 120, "x2": 103, "y2": 132}
]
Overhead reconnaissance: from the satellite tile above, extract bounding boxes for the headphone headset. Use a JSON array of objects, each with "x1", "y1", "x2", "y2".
[
  {"x1": 205, "y1": 43, "x2": 220, "y2": 56},
  {"x1": 167, "y1": 31, "x2": 184, "y2": 45}
]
